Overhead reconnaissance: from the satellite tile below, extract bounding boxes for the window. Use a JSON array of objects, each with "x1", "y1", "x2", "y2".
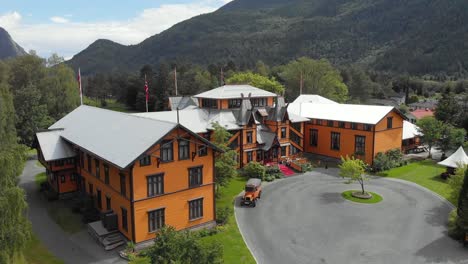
[
  {"x1": 104, "y1": 164, "x2": 109, "y2": 184},
  {"x1": 310, "y1": 129, "x2": 318, "y2": 147},
  {"x1": 189, "y1": 167, "x2": 203, "y2": 187},
  {"x1": 179, "y1": 139, "x2": 190, "y2": 160},
  {"x1": 281, "y1": 146, "x2": 287, "y2": 156},
  {"x1": 251, "y1": 98, "x2": 266, "y2": 107},
  {"x1": 95, "y1": 159, "x2": 100, "y2": 178},
  {"x1": 331, "y1": 132, "x2": 341, "y2": 150},
  {"x1": 316, "y1": 119, "x2": 322, "y2": 125},
  {"x1": 161, "y1": 141, "x2": 174, "y2": 162},
  {"x1": 228, "y1": 99, "x2": 242, "y2": 108},
  {"x1": 70, "y1": 173, "x2": 76, "y2": 182},
  {"x1": 121, "y1": 208, "x2": 128, "y2": 231},
  {"x1": 60, "y1": 175, "x2": 66, "y2": 183},
  {"x1": 339, "y1": 122, "x2": 346, "y2": 128},
  {"x1": 97, "y1": 190, "x2": 102, "y2": 209},
  {"x1": 246, "y1": 131, "x2": 253, "y2": 143},
  {"x1": 87, "y1": 154, "x2": 91, "y2": 172},
  {"x1": 189, "y1": 198, "x2": 203, "y2": 220},
  {"x1": 139, "y1": 155, "x2": 151, "y2": 166},
  {"x1": 327, "y1": 120, "x2": 334, "y2": 127},
  {"x1": 246, "y1": 151, "x2": 253, "y2": 162},
  {"x1": 387, "y1": 117, "x2": 393, "y2": 129},
  {"x1": 89, "y1": 183, "x2": 93, "y2": 195},
  {"x1": 201, "y1": 99, "x2": 217, "y2": 109},
  {"x1": 281, "y1": 127, "x2": 287, "y2": 138},
  {"x1": 55, "y1": 160, "x2": 64, "y2": 167},
  {"x1": 198, "y1": 145, "x2": 208, "y2": 157},
  {"x1": 120, "y1": 173, "x2": 126, "y2": 197},
  {"x1": 256, "y1": 150, "x2": 263, "y2": 161},
  {"x1": 65, "y1": 158, "x2": 74, "y2": 165},
  {"x1": 291, "y1": 145, "x2": 299, "y2": 155},
  {"x1": 355, "y1": 136, "x2": 366, "y2": 155},
  {"x1": 351, "y1": 123, "x2": 358, "y2": 130},
  {"x1": 106, "y1": 196, "x2": 111, "y2": 210},
  {"x1": 149, "y1": 208, "x2": 165, "y2": 232},
  {"x1": 80, "y1": 152, "x2": 84, "y2": 168},
  {"x1": 363, "y1": 124, "x2": 372, "y2": 131},
  {"x1": 147, "y1": 174, "x2": 164, "y2": 197}
]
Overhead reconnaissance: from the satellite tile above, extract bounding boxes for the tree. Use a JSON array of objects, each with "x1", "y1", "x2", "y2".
[
  {"x1": 46, "y1": 53, "x2": 64, "y2": 67},
  {"x1": 456, "y1": 169, "x2": 468, "y2": 235},
  {"x1": 435, "y1": 87, "x2": 463, "y2": 126},
  {"x1": 243, "y1": 162, "x2": 266, "y2": 180},
  {"x1": 339, "y1": 156, "x2": 367, "y2": 194},
  {"x1": 340, "y1": 66, "x2": 376, "y2": 102},
  {"x1": 0, "y1": 61, "x2": 32, "y2": 263},
  {"x1": 279, "y1": 57, "x2": 348, "y2": 102},
  {"x1": 449, "y1": 165, "x2": 468, "y2": 205},
  {"x1": 417, "y1": 117, "x2": 444, "y2": 158},
  {"x1": 226, "y1": 71, "x2": 285, "y2": 95},
  {"x1": 439, "y1": 125, "x2": 466, "y2": 156},
  {"x1": 147, "y1": 226, "x2": 223, "y2": 264},
  {"x1": 255, "y1": 60, "x2": 270, "y2": 76},
  {"x1": 211, "y1": 122, "x2": 238, "y2": 189}
]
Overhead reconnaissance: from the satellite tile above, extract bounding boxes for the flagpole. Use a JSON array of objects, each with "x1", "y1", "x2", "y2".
[
  {"x1": 145, "y1": 74, "x2": 148, "y2": 113},
  {"x1": 78, "y1": 68, "x2": 83, "y2": 105}
]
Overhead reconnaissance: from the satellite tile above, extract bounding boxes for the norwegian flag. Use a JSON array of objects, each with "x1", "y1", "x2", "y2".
[
  {"x1": 77, "y1": 68, "x2": 83, "y2": 105},
  {"x1": 144, "y1": 80, "x2": 149, "y2": 101}
]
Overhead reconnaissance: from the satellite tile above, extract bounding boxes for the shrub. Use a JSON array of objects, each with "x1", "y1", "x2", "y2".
[
  {"x1": 273, "y1": 172, "x2": 283, "y2": 179},
  {"x1": 373, "y1": 149, "x2": 405, "y2": 172},
  {"x1": 448, "y1": 209, "x2": 463, "y2": 240},
  {"x1": 215, "y1": 207, "x2": 231, "y2": 225},
  {"x1": 265, "y1": 176, "x2": 274, "y2": 182},
  {"x1": 266, "y1": 165, "x2": 280, "y2": 174},
  {"x1": 243, "y1": 162, "x2": 266, "y2": 180},
  {"x1": 300, "y1": 162, "x2": 314, "y2": 172}
]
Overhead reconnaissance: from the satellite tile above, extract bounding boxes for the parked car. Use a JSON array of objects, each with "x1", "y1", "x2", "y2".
[{"x1": 241, "y1": 178, "x2": 262, "y2": 207}]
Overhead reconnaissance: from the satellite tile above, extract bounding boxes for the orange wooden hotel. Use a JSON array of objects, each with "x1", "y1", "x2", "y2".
[{"x1": 36, "y1": 85, "x2": 411, "y2": 245}]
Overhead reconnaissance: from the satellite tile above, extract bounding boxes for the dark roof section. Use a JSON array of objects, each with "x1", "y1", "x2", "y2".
[{"x1": 267, "y1": 97, "x2": 288, "y2": 122}]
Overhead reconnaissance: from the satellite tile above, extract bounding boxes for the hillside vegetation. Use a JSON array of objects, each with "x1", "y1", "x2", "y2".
[{"x1": 67, "y1": 0, "x2": 468, "y2": 77}]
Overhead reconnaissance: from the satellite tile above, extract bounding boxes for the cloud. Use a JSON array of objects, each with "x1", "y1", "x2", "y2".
[
  {"x1": 50, "y1": 16, "x2": 69, "y2": 23},
  {"x1": 0, "y1": 0, "x2": 228, "y2": 59}
]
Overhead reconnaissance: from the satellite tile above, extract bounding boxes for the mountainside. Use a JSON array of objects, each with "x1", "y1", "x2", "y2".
[
  {"x1": 67, "y1": 0, "x2": 468, "y2": 76},
  {"x1": 0, "y1": 27, "x2": 26, "y2": 60}
]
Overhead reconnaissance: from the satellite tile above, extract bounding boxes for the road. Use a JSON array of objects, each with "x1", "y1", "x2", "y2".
[
  {"x1": 235, "y1": 168, "x2": 468, "y2": 264},
  {"x1": 19, "y1": 159, "x2": 126, "y2": 264}
]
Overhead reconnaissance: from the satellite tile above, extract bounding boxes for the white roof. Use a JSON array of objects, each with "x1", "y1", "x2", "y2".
[
  {"x1": 293, "y1": 95, "x2": 338, "y2": 104},
  {"x1": 133, "y1": 109, "x2": 242, "y2": 133},
  {"x1": 438, "y1": 146, "x2": 468, "y2": 168},
  {"x1": 36, "y1": 130, "x2": 76, "y2": 161},
  {"x1": 194, "y1": 85, "x2": 277, "y2": 99},
  {"x1": 288, "y1": 103, "x2": 395, "y2": 125},
  {"x1": 49, "y1": 105, "x2": 177, "y2": 169},
  {"x1": 402, "y1": 121, "x2": 423, "y2": 140}
]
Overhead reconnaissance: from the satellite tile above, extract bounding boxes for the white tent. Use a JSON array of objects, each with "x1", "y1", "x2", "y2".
[{"x1": 438, "y1": 146, "x2": 468, "y2": 168}]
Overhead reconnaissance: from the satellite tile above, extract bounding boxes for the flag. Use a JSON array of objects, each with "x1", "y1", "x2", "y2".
[
  {"x1": 77, "y1": 68, "x2": 83, "y2": 105},
  {"x1": 144, "y1": 80, "x2": 149, "y2": 101}
]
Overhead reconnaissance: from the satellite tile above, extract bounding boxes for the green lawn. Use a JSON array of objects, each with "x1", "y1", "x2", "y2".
[
  {"x1": 201, "y1": 176, "x2": 255, "y2": 264},
  {"x1": 377, "y1": 160, "x2": 451, "y2": 203},
  {"x1": 342, "y1": 190, "x2": 383, "y2": 204},
  {"x1": 22, "y1": 235, "x2": 64, "y2": 264},
  {"x1": 84, "y1": 97, "x2": 135, "y2": 113}
]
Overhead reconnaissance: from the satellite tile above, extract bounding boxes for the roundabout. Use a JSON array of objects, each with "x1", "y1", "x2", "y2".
[{"x1": 235, "y1": 168, "x2": 468, "y2": 264}]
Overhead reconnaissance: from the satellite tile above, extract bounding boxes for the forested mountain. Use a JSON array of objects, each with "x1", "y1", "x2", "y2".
[
  {"x1": 0, "y1": 27, "x2": 26, "y2": 59},
  {"x1": 67, "y1": 0, "x2": 468, "y2": 77}
]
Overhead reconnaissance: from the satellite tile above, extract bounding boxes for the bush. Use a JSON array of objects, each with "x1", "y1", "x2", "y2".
[
  {"x1": 215, "y1": 207, "x2": 231, "y2": 225},
  {"x1": 300, "y1": 162, "x2": 314, "y2": 172},
  {"x1": 243, "y1": 162, "x2": 266, "y2": 180},
  {"x1": 265, "y1": 176, "x2": 274, "y2": 182},
  {"x1": 373, "y1": 149, "x2": 405, "y2": 172},
  {"x1": 272, "y1": 172, "x2": 283, "y2": 179},
  {"x1": 448, "y1": 209, "x2": 464, "y2": 240},
  {"x1": 266, "y1": 165, "x2": 280, "y2": 174}
]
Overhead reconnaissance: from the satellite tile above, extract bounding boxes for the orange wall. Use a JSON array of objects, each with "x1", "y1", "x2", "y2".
[
  {"x1": 304, "y1": 122, "x2": 375, "y2": 164},
  {"x1": 373, "y1": 111, "x2": 404, "y2": 156},
  {"x1": 133, "y1": 185, "x2": 214, "y2": 243}
]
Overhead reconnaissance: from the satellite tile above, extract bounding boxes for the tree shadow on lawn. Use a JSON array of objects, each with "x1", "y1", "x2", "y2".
[{"x1": 415, "y1": 235, "x2": 468, "y2": 263}]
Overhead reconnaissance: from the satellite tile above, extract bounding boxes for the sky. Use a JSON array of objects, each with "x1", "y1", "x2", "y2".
[{"x1": 0, "y1": 0, "x2": 232, "y2": 59}]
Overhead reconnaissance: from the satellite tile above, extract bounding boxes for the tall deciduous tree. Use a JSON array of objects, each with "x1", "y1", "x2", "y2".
[
  {"x1": 439, "y1": 125, "x2": 466, "y2": 156},
  {"x1": 279, "y1": 57, "x2": 348, "y2": 102},
  {"x1": 339, "y1": 156, "x2": 368, "y2": 194},
  {"x1": 226, "y1": 71, "x2": 285, "y2": 95},
  {"x1": 0, "y1": 61, "x2": 32, "y2": 263},
  {"x1": 417, "y1": 117, "x2": 444, "y2": 158},
  {"x1": 211, "y1": 122, "x2": 238, "y2": 189}
]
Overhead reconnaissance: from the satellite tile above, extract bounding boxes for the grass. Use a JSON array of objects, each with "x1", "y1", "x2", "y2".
[
  {"x1": 22, "y1": 235, "x2": 64, "y2": 264},
  {"x1": 84, "y1": 97, "x2": 135, "y2": 113},
  {"x1": 201, "y1": 176, "x2": 255, "y2": 264},
  {"x1": 342, "y1": 190, "x2": 383, "y2": 204},
  {"x1": 377, "y1": 160, "x2": 451, "y2": 203},
  {"x1": 34, "y1": 173, "x2": 85, "y2": 234},
  {"x1": 27, "y1": 148, "x2": 37, "y2": 156}
]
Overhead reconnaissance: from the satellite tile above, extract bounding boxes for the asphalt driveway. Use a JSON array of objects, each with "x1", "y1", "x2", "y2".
[
  {"x1": 19, "y1": 159, "x2": 126, "y2": 264},
  {"x1": 235, "y1": 168, "x2": 468, "y2": 264}
]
